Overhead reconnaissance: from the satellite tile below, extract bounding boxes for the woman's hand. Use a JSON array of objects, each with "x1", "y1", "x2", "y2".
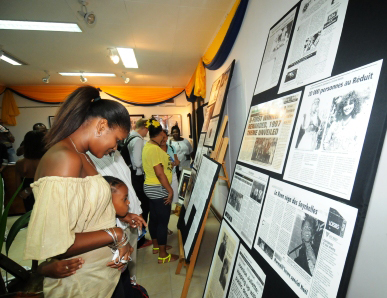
[
  {"x1": 107, "y1": 242, "x2": 133, "y2": 270},
  {"x1": 38, "y1": 258, "x2": 84, "y2": 278},
  {"x1": 164, "y1": 191, "x2": 173, "y2": 205},
  {"x1": 121, "y1": 213, "x2": 147, "y2": 230}
]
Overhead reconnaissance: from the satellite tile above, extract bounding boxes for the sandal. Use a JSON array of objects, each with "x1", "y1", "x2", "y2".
[
  {"x1": 158, "y1": 254, "x2": 178, "y2": 264},
  {"x1": 153, "y1": 246, "x2": 172, "y2": 254}
]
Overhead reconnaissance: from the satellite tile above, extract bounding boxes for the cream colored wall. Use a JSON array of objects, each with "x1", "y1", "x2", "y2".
[{"x1": 0, "y1": 91, "x2": 191, "y2": 152}]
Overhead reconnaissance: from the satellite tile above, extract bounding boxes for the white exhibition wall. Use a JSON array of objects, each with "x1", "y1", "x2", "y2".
[
  {"x1": 0, "y1": 91, "x2": 191, "y2": 151},
  {"x1": 203, "y1": 0, "x2": 387, "y2": 297}
]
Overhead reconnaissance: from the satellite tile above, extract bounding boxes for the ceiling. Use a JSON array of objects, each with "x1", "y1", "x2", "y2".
[{"x1": 0, "y1": 0, "x2": 233, "y2": 87}]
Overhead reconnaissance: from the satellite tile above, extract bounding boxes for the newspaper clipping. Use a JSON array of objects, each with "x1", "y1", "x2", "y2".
[
  {"x1": 255, "y1": 7, "x2": 296, "y2": 94},
  {"x1": 278, "y1": 0, "x2": 349, "y2": 93},
  {"x1": 238, "y1": 92, "x2": 301, "y2": 173},
  {"x1": 204, "y1": 221, "x2": 240, "y2": 298},
  {"x1": 254, "y1": 179, "x2": 357, "y2": 298},
  {"x1": 184, "y1": 157, "x2": 220, "y2": 258},
  {"x1": 229, "y1": 246, "x2": 266, "y2": 298},
  {"x1": 284, "y1": 60, "x2": 383, "y2": 199},
  {"x1": 193, "y1": 133, "x2": 210, "y2": 171},
  {"x1": 224, "y1": 164, "x2": 269, "y2": 248}
]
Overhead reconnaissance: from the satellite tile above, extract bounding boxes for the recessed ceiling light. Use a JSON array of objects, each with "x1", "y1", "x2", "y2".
[
  {"x1": 59, "y1": 72, "x2": 116, "y2": 77},
  {"x1": 0, "y1": 51, "x2": 25, "y2": 66},
  {"x1": 0, "y1": 20, "x2": 82, "y2": 32},
  {"x1": 117, "y1": 48, "x2": 138, "y2": 68}
]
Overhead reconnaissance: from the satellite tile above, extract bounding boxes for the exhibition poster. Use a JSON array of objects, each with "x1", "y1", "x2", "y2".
[
  {"x1": 284, "y1": 60, "x2": 383, "y2": 199},
  {"x1": 193, "y1": 133, "x2": 207, "y2": 170},
  {"x1": 254, "y1": 6, "x2": 296, "y2": 95},
  {"x1": 278, "y1": 0, "x2": 349, "y2": 93},
  {"x1": 184, "y1": 156, "x2": 220, "y2": 258},
  {"x1": 202, "y1": 104, "x2": 215, "y2": 133},
  {"x1": 212, "y1": 66, "x2": 232, "y2": 117},
  {"x1": 224, "y1": 164, "x2": 269, "y2": 248},
  {"x1": 204, "y1": 221, "x2": 240, "y2": 298},
  {"x1": 228, "y1": 246, "x2": 266, "y2": 298},
  {"x1": 183, "y1": 168, "x2": 197, "y2": 209},
  {"x1": 238, "y1": 92, "x2": 301, "y2": 173},
  {"x1": 254, "y1": 179, "x2": 357, "y2": 298},
  {"x1": 178, "y1": 168, "x2": 191, "y2": 205}
]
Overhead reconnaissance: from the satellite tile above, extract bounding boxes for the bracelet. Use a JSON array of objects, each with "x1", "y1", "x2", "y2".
[{"x1": 104, "y1": 228, "x2": 117, "y2": 246}]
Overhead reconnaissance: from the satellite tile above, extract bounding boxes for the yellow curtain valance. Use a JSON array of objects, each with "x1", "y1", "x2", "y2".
[
  {"x1": 185, "y1": 0, "x2": 243, "y2": 99},
  {"x1": 2, "y1": 89, "x2": 20, "y2": 126},
  {"x1": 5, "y1": 85, "x2": 183, "y2": 105}
]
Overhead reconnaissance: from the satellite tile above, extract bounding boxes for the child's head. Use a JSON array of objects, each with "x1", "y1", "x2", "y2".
[{"x1": 103, "y1": 176, "x2": 129, "y2": 217}]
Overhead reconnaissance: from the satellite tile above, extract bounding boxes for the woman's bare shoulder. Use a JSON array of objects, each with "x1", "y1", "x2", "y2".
[{"x1": 37, "y1": 143, "x2": 83, "y2": 178}]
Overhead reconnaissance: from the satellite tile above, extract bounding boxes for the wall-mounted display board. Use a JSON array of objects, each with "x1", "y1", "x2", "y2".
[
  {"x1": 204, "y1": 0, "x2": 387, "y2": 297},
  {"x1": 278, "y1": 0, "x2": 349, "y2": 94},
  {"x1": 204, "y1": 60, "x2": 235, "y2": 148},
  {"x1": 182, "y1": 155, "x2": 221, "y2": 261}
]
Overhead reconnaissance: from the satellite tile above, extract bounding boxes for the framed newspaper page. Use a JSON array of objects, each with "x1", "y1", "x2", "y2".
[
  {"x1": 177, "y1": 168, "x2": 191, "y2": 205},
  {"x1": 204, "y1": 221, "x2": 240, "y2": 298}
]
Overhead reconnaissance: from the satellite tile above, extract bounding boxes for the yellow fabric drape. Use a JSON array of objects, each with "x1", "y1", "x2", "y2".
[
  {"x1": 185, "y1": 0, "x2": 240, "y2": 99},
  {"x1": 202, "y1": 0, "x2": 241, "y2": 65},
  {"x1": 100, "y1": 86, "x2": 184, "y2": 105},
  {"x1": 10, "y1": 86, "x2": 79, "y2": 103},
  {"x1": 2, "y1": 89, "x2": 20, "y2": 125}
]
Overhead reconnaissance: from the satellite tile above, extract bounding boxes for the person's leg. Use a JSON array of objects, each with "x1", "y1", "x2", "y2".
[
  {"x1": 151, "y1": 198, "x2": 179, "y2": 263},
  {"x1": 132, "y1": 174, "x2": 149, "y2": 223},
  {"x1": 148, "y1": 198, "x2": 159, "y2": 249}
]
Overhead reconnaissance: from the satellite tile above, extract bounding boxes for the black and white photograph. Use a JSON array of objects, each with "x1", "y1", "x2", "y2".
[
  {"x1": 217, "y1": 232, "x2": 228, "y2": 261},
  {"x1": 272, "y1": 19, "x2": 293, "y2": 52},
  {"x1": 257, "y1": 237, "x2": 274, "y2": 259},
  {"x1": 322, "y1": 90, "x2": 369, "y2": 152},
  {"x1": 250, "y1": 180, "x2": 265, "y2": 203},
  {"x1": 218, "y1": 258, "x2": 230, "y2": 290},
  {"x1": 284, "y1": 69, "x2": 297, "y2": 83},
  {"x1": 179, "y1": 174, "x2": 190, "y2": 198},
  {"x1": 183, "y1": 169, "x2": 197, "y2": 208},
  {"x1": 204, "y1": 116, "x2": 220, "y2": 148},
  {"x1": 295, "y1": 97, "x2": 326, "y2": 151},
  {"x1": 251, "y1": 137, "x2": 278, "y2": 165},
  {"x1": 228, "y1": 188, "x2": 243, "y2": 212},
  {"x1": 288, "y1": 213, "x2": 324, "y2": 277},
  {"x1": 303, "y1": 30, "x2": 321, "y2": 55}
]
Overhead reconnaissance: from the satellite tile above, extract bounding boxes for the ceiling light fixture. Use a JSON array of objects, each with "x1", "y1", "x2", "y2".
[
  {"x1": 108, "y1": 48, "x2": 120, "y2": 64},
  {"x1": 117, "y1": 48, "x2": 138, "y2": 68},
  {"x1": 80, "y1": 73, "x2": 88, "y2": 83},
  {"x1": 0, "y1": 50, "x2": 25, "y2": 66},
  {"x1": 59, "y1": 72, "x2": 116, "y2": 77},
  {"x1": 0, "y1": 20, "x2": 82, "y2": 32},
  {"x1": 78, "y1": 0, "x2": 97, "y2": 25},
  {"x1": 42, "y1": 70, "x2": 50, "y2": 84},
  {"x1": 121, "y1": 72, "x2": 130, "y2": 84}
]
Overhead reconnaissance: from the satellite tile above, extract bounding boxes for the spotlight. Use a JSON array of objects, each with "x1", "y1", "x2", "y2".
[
  {"x1": 121, "y1": 72, "x2": 130, "y2": 84},
  {"x1": 80, "y1": 73, "x2": 87, "y2": 83},
  {"x1": 108, "y1": 48, "x2": 120, "y2": 64},
  {"x1": 42, "y1": 70, "x2": 50, "y2": 83},
  {"x1": 78, "y1": 0, "x2": 96, "y2": 25}
]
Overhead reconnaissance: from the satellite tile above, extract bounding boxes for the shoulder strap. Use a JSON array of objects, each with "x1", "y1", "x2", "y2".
[{"x1": 125, "y1": 135, "x2": 140, "y2": 147}]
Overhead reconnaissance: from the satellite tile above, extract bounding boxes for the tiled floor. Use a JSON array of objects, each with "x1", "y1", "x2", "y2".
[
  {"x1": 137, "y1": 209, "x2": 221, "y2": 298},
  {"x1": 6, "y1": 207, "x2": 221, "y2": 297}
]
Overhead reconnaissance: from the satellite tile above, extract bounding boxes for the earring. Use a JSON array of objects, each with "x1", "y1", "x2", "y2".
[{"x1": 95, "y1": 131, "x2": 102, "y2": 137}]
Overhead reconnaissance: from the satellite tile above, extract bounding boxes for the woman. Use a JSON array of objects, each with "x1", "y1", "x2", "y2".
[
  {"x1": 323, "y1": 91, "x2": 361, "y2": 151},
  {"x1": 296, "y1": 98, "x2": 321, "y2": 150},
  {"x1": 161, "y1": 130, "x2": 179, "y2": 205},
  {"x1": 169, "y1": 125, "x2": 193, "y2": 179},
  {"x1": 24, "y1": 86, "x2": 134, "y2": 297},
  {"x1": 142, "y1": 119, "x2": 178, "y2": 264},
  {"x1": 15, "y1": 130, "x2": 46, "y2": 212}
]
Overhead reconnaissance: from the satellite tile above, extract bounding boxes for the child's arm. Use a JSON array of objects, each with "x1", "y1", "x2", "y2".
[{"x1": 37, "y1": 258, "x2": 84, "y2": 278}]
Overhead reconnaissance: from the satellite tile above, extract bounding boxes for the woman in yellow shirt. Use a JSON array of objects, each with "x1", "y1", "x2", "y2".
[{"x1": 142, "y1": 118, "x2": 178, "y2": 264}]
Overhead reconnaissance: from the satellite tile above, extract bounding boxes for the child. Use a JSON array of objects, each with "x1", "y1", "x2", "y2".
[{"x1": 38, "y1": 176, "x2": 132, "y2": 277}]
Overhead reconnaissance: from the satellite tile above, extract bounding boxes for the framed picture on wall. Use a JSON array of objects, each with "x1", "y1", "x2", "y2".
[
  {"x1": 48, "y1": 116, "x2": 55, "y2": 128},
  {"x1": 130, "y1": 114, "x2": 145, "y2": 131},
  {"x1": 152, "y1": 114, "x2": 182, "y2": 134}
]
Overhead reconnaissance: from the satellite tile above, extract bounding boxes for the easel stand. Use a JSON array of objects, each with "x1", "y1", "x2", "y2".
[{"x1": 176, "y1": 116, "x2": 230, "y2": 298}]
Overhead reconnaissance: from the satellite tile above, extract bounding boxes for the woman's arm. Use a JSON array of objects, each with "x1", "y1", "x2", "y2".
[{"x1": 154, "y1": 163, "x2": 173, "y2": 204}]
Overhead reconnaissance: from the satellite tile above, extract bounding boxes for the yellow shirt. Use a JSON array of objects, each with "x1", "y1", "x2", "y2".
[{"x1": 142, "y1": 142, "x2": 172, "y2": 185}]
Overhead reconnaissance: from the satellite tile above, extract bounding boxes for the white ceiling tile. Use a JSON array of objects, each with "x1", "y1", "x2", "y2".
[{"x1": 177, "y1": 6, "x2": 226, "y2": 32}]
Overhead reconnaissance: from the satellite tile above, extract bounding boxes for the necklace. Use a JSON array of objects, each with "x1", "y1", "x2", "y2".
[
  {"x1": 68, "y1": 137, "x2": 97, "y2": 171},
  {"x1": 151, "y1": 139, "x2": 161, "y2": 147}
]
